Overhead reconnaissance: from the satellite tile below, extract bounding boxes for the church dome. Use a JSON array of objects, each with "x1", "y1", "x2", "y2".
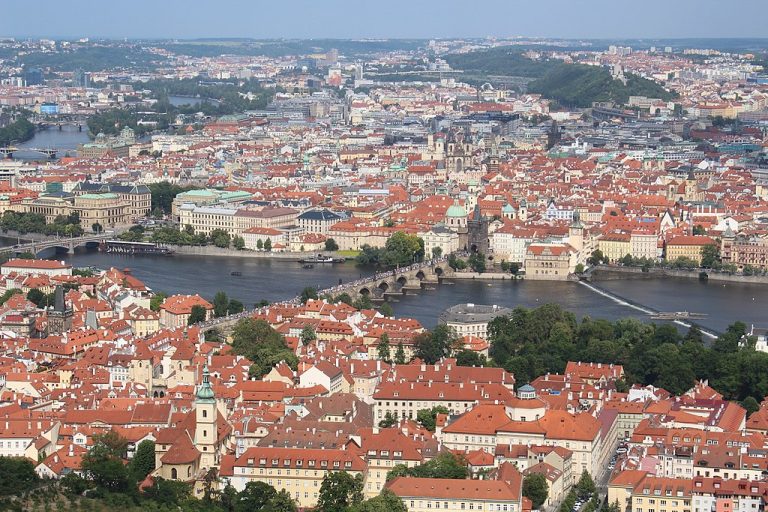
[{"x1": 446, "y1": 202, "x2": 467, "y2": 218}]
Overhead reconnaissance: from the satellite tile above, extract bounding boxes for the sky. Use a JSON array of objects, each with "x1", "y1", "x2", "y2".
[{"x1": 4, "y1": 0, "x2": 768, "y2": 40}]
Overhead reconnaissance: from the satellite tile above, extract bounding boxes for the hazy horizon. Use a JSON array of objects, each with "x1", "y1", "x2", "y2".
[{"x1": 5, "y1": 0, "x2": 768, "y2": 40}]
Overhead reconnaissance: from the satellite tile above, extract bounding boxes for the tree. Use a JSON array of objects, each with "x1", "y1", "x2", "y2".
[
  {"x1": 317, "y1": 472, "x2": 364, "y2": 512},
  {"x1": 353, "y1": 295, "x2": 373, "y2": 310},
  {"x1": 188, "y1": 304, "x2": 208, "y2": 325},
  {"x1": 143, "y1": 477, "x2": 191, "y2": 507},
  {"x1": 213, "y1": 291, "x2": 229, "y2": 318},
  {"x1": 233, "y1": 235, "x2": 245, "y2": 250},
  {"x1": 335, "y1": 293, "x2": 353, "y2": 306},
  {"x1": 575, "y1": 263, "x2": 585, "y2": 274},
  {"x1": 378, "y1": 333, "x2": 391, "y2": 363},
  {"x1": 741, "y1": 396, "x2": 760, "y2": 418},
  {"x1": 447, "y1": 253, "x2": 467, "y2": 271},
  {"x1": 431, "y1": 246, "x2": 443, "y2": 259},
  {"x1": 379, "y1": 302, "x2": 394, "y2": 317},
  {"x1": 300, "y1": 286, "x2": 318, "y2": 304},
  {"x1": 81, "y1": 431, "x2": 130, "y2": 492},
  {"x1": 325, "y1": 238, "x2": 339, "y2": 251},
  {"x1": 509, "y1": 262, "x2": 521, "y2": 275},
  {"x1": 378, "y1": 411, "x2": 397, "y2": 428},
  {"x1": 575, "y1": 470, "x2": 596, "y2": 499},
  {"x1": 395, "y1": 342, "x2": 407, "y2": 364},
  {"x1": 351, "y1": 490, "x2": 408, "y2": 512},
  {"x1": 523, "y1": 473, "x2": 549, "y2": 509},
  {"x1": 61, "y1": 472, "x2": 89, "y2": 496},
  {"x1": 620, "y1": 254, "x2": 634, "y2": 266},
  {"x1": 386, "y1": 452, "x2": 469, "y2": 481},
  {"x1": 26, "y1": 288, "x2": 45, "y2": 307},
  {"x1": 264, "y1": 238, "x2": 272, "y2": 252},
  {"x1": 266, "y1": 490, "x2": 298, "y2": 512},
  {"x1": 257, "y1": 239, "x2": 263, "y2": 251},
  {"x1": 456, "y1": 349, "x2": 487, "y2": 367},
  {"x1": 231, "y1": 318, "x2": 298, "y2": 378},
  {"x1": 129, "y1": 439, "x2": 155, "y2": 482},
  {"x1": 693, "y1": 225, "x2": 706, "y2": 235},
  {"x1": 381, "y1": 232, "x2": 424, "y2": 267},
  {"x1": 228, "y1": 299, "x2": 244, "y2": 315},
  {"x1": 210, "y1": 229, "x2": 231, "y2": 248},
  {"x1": 234, "y1": 481, "x2": 297, "y2": 512},
  {"x1": 587, "y1": 249, "x2": 606, "y2": 266},
  {"x1": 150, "y1": 291, "x2": 168, "y2": 312},
  {"x1": 468, "y1": 252, "x2": 486, "y2": 273},
  {"x1": 300, "y1": 325, "x2": 317, "y2": 346},
  {"x1": 0, "y1": 456, "x2": 39, "y2": 496},
  {"x1": 701, "y1": 244, "x2": 720, "y2": 268},
  {"x1": 416, "y1": 405, "x2": 449, "y2": 432},
  {"x1": 92, "y1": 222, "x2": 102, "y2": 233},
  {"x1": 415, "y1": 324, "x2": 460, "y2": 364}
]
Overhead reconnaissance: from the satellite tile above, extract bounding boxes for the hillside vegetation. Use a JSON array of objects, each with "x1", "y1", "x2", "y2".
[
  {"x1": 527, "y1": 64, "x2": 677, "y2": 108},
  {"x1": 446, "y1": 47, "x2": 676, "y2": 108}
]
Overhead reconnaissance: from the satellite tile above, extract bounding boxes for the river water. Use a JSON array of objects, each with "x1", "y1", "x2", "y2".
[
  {"x1": 49, "y1": 247, "x2": 766, "y2": 332},
  {"x1": 8, "y1": 129, "x2": 767, "y2": 332},
  {"x1": 15, "y1": 125, "x2": 90, "y2": 159}
]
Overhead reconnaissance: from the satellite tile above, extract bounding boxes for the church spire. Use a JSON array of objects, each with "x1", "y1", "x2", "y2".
[{"x1": 196, "y1": 365, "x2": 215, "y2": 402}]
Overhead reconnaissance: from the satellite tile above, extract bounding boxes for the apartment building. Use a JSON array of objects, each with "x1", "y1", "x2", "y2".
[
  {"x1": 225, "y1": 447, "x2": 367, "y2": 509},
  {"x1": 386, "y1": 475, "x2": 524, "y2": 512}
]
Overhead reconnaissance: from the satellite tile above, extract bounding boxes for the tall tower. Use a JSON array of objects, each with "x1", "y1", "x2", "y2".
[
  {"x1": 467, "y1": 204, "x2": 490, "y2": 254},
  {"x1": 194, "y1": 366, "x2": 218, "y2": 469},
  {"x1": 569, "y1": 210, "x2": 584, "y2": 253},
  {"x1": 48, "y1": 285, "x2": 73, "y2": 335}
]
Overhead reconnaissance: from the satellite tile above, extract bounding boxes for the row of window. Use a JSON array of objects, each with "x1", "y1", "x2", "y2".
[{"x1": 409, "y1": 500, "x2": 516, "y2": 511}]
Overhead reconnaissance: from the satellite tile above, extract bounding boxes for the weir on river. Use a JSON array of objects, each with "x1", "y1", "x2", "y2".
[{"x1": 578, "y1": 281, "x2": 720, "y2": 339}]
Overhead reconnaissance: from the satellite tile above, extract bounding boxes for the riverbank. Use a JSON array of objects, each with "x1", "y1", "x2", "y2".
[
  {"x1": 449, "y1": 272, "x2": 520, "y2": 280},
  {"x1": 169, "y1": 245, "x2": 347, "y2": 260},
  {"x1": 591, "y1": 265, "x2": 768, "y2": 285}
]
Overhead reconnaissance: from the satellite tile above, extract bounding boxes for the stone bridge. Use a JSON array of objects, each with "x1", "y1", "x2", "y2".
[
  {"x1": 198, "y1": 258, "x2": 455, "y2": 335},
  {"x1": 1, "y1": 235, "x2": 109, "y2": 256},
  {"x1": 323, "y1": 259, "x2": 454, "y2": 300}
]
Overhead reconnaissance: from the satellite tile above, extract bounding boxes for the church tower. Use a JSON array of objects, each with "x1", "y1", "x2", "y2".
[
  {"x1": 518, "y1": 199, "x2": 528, "y2": 222},
  {"x1": 194, "y1": 366, "x2": 218, "y2": 469}
]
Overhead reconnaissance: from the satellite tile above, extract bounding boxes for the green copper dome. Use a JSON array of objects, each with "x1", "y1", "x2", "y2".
[
  {"x1": 196, "y1": 365, "x2": 215, "y2": 402},
  {"x1": 446, "y1": 201, "x2": 467, "y2": 218}
]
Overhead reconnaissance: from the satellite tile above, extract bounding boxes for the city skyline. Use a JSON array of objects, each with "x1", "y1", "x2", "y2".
[{"x1": 6, "y1": 0, "x2": 768, "y2": 40}]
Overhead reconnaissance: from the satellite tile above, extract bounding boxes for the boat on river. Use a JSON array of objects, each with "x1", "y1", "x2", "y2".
[{"x1": 298, "y1": 254, "x2": 344, "y2": 264}]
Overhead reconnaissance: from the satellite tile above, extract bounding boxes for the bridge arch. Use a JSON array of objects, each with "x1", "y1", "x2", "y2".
[
  {"x1": 396, "y1": 276, "x2": 408, "y2": 288},
  {"x1": 359, "y1": 287, "x2": 371, "y2": 296},
  {"x1": 434, "y1": 266, "x2": 444, "y2": 277},
  {"x1": 377, "y1": 281, "x2": 389, "y2": 292},
  {"x1": 415, "y1": 270, "x2": 426, "y2": 280}
]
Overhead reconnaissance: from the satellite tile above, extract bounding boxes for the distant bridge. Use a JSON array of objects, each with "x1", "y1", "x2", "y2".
[
  {"x1": 0, "y1": 234, "x2": 109, "y2": 256},
  {"x1": 198, "y1": 257, "x2": 455, "y2": 334},
  {"x1": 0, "y1": 146, "x2": 59, "y2": 159}
]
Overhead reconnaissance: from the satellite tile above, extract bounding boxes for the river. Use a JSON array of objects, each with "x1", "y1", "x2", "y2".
[
  {"x1": 14, "y1": 124, "x2": 91, "y2": 160},
  {"x1": 47, "y1": 248, "x2": 767, "y2": 332}
]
